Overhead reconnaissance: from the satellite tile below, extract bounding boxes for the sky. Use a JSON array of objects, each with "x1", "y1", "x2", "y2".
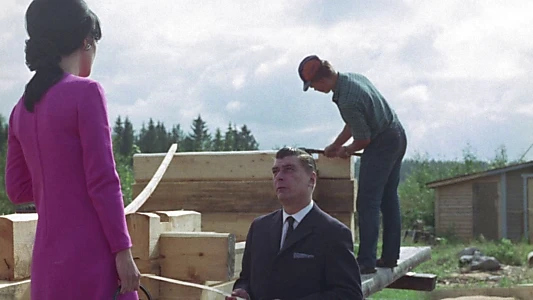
[{"x1": 1, "y1": 0, "x2": 532, "y2": 161}]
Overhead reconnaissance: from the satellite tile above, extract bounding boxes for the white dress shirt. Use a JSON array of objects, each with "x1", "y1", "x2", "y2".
[{"x1": 280, "y1": 201, "x2": 314, "y2": 249}]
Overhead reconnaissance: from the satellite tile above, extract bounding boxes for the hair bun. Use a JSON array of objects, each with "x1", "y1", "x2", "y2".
[{"x1": 25, "y1": 37, "x2": 62, "y2": 71}]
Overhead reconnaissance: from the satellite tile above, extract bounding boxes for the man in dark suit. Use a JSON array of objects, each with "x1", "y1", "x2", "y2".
[{"x1": 226, "y1": 147, "x2": 363, "y2": 300}]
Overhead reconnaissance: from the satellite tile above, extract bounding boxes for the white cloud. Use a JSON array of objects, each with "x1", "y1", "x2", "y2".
[{"x1": 1, "y1": 0, "x2": 533, "y2": 161}]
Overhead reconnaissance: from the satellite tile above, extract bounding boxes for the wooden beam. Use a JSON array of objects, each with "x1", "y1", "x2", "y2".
[
  {"x1": 362, "y1": 246, "x2": 432, "y2": 297},
  {"x1": 200, "y1": 212, "x2": 355, "y2": 242},
  {"x1": 154, "y1": 210, "x2": 201, "y2": 232},
  {"x1": 159, "y1": 232, "x2": 236, "y2": 283},
  {"x1": 143, "y1": 274, "x2": 244, "y2": 300},
  {"x1": 125, "y1": 143, "x2": 177, "y2": 215},
  {"x1": 386, "y1": 272, "x2": 436, "y2": 291},
  {"x1": 133, "y1": 179, "x2": 355, "y2": 213},
  {"x1": 0, "y1": 214, "x2": 38, "y2": 281},
  {"x1": 233, "y1": 242, "x2": 245, "y2": 280},
  {"x1": 133, "y1": 151, "x2": 354, "y2": 182},
  {"x1": 0, "y1": 279, "x2": 31, "y2": 300},
  {"x1": 126, "y1": 212, "x2": 161, "y2": 261}
]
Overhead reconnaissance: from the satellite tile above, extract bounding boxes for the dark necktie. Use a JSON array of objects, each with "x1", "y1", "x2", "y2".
[{"x1": 284, "y1": 216, "x2": 295, "y2": 244}]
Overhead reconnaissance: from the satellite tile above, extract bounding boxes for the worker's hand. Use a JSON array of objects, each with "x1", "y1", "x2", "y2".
[
  {"x1": 225, "y1": 288, "x2": 250, "y2": 300},
  {"x1": 337, "y1": 145, "x2": 351, "y2": 159},
  {"x1": 324, "y1": 144, "x2": 341, "y2": 158},
  {"x1": 115, "y1": 248, "x2": 141, "y2": 294}
]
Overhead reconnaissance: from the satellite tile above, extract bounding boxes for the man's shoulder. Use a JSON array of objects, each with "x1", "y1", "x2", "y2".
[
  {"x1": 312, "y1": 205, "x2": 352, "y2": 234},
  {"x1": 251, "y1": 209, "x2": 281, "y2": 226}
]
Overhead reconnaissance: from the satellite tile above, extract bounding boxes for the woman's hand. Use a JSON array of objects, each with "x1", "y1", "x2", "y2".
[{"x1": 115, "y1": 248, "x2": 141, "y2": 294}]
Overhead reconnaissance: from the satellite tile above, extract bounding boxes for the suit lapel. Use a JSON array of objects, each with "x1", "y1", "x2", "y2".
[
  {"x1": 278, "y1": 205, "x2": 319, "y2": 255},
  {"x1": 269, "y1": 210, "x2": 283, "y2": 256}
]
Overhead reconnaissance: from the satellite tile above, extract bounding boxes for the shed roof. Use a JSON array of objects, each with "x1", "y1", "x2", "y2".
[{"x1": 426, "y1": 160, "x2": 533, "y2": 188}]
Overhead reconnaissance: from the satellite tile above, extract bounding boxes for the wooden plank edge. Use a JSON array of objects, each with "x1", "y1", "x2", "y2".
[
  {"x1": 125, "y1": 143, "x2": 178, "y2": 214},
  {"x1": 361, "y1": 246, "x2": 432, "y2": 297},
  {"x1": 142, "y1": 274, "x2": 245, "y2": 300}
]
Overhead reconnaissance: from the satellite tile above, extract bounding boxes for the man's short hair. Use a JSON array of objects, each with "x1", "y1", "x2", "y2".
[{"x1": 275, "y1": 147, "x2": 317, "y2": 173}]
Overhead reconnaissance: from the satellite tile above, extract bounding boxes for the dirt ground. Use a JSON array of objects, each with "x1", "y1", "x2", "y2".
[{"x1": 438, "y1": 265, "x2": 533, "y2": 287}]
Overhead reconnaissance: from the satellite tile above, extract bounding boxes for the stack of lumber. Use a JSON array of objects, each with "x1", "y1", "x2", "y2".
[
  {"x1": 0, "y1": 210, "x2": 244, "y2": 300},
  {"x1": 132, "y1": 150, "x2": 357, "y2": 241},
  {"x1": 127, "y1": 210, "x2": 245, "y2": 299}
]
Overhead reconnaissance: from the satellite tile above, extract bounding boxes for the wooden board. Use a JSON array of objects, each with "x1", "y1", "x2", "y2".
[
  {"x1": 134, "y1": 180, "x2": 355, "y2": 213},
  {"x1": 0, "y1": 214, "x2": 38, "y2": 281},
  {"x1": 125, "y1": 143, "x2": 177, "y2": 214},
  {"x1": 0, "y1": 279, "x2": 31, "y2": 300},
  {"x1": 362, "y1": 246, "x2": 432, "y2": 297},
  {"x1": 133, "y1": 150, "x2": 354, "y2": 182},
  {"x1": 126, "y1": 212, "x2": 161, "y2": 261},
  {"x1": 159, "y1": 232, "x2": 236, "y2": 283},
  {"x1": 200, "y1": 212, "x2": 354, "y2": 242},
  {"x1": 233, "y1": 242, "x2": 245, "y2": 280},
  {"x1": 155, "y1": 210, "x2": 201, "y2": 232},
  {"x1": 143, "y1": 275, "x2": 240, "y2": 300}
]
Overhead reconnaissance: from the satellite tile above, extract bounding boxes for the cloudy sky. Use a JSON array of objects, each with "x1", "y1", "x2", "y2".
[{"x1": 1, "y1": 0, "x2": 532, "y2": 161}]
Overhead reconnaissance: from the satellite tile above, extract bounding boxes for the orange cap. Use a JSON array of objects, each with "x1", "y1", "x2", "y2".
[{"x1": 298, "y1": 55, "x2": 321, "y2": 91}]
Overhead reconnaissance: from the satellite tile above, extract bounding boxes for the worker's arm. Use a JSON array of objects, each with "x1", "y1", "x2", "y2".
[{"x1": 324, "y1": 125, "x2": 352, "y2": 157}]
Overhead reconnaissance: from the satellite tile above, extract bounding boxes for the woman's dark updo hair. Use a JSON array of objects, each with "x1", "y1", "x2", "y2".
[{"x1": 23, "y1": 0, "x2": 102, "y2": 112}]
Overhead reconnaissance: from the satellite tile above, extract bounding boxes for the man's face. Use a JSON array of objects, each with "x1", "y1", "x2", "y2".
[
  {"x1": 310, "y1": 78, "x2": 332, "y2": 93},
  {"x1": 272, "y1": 156, "x2": 315, "y2": 203}
]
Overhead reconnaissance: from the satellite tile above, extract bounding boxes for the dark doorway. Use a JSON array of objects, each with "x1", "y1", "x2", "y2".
[{"x1": 473, "y1": 182, "x2": 499, "y2": 240}]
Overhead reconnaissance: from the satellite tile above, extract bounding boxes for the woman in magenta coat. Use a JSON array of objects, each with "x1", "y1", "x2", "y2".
[{"x1": 5, "y1": 0, "x2": 140, "y2": 299}]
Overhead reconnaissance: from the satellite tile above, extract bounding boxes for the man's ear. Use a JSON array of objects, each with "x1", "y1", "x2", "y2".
[{"x1": 309, "y1": 171, "x2": 317, "y2": 188}]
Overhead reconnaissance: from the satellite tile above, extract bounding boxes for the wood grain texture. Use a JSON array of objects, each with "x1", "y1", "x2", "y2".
[
  {"x1": 159, "y1": 232, "x2": 236, "y2": 283},
  {"x1": 134, "y1": 179, "x2": 355, "y2": 213},
  {"x1": 133, "y1": 150, "x2": 354, "y2": 182},
  {"x1": 0, "y1": 214, "x2": 38, "y2": 281}
]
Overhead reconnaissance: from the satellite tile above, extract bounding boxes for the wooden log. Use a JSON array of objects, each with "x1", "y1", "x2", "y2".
[
  {"x1": 126, "y1": 212, "x2": 161, "y2": 261},
  {"x1": 386, "y1": 272, "x2": 436, "y2": 291},
  {"x1": 125, "y1": 143, "x2": 177, "y2": 215},
  {"x1": 155, "y1": 210, "x2": 201, "y2": 232},
  {"x1": 133, "y1": 151, "x2": 354, "y2": 182},
  {"x1": 201, "y1": 212, "x2": 355, "y2": 242},
  {"x1": 362, "y1": 246, "x2": 432, "y2": 297},
  {"x1": 134, "y1": 180, "x2": 355, "y2": 213},
  {"x1": 159, "y1": 232, "x2": 236, "y2": 283},
  {"x1": 0, "y1": 279, "x2": 31, "y2": 300},
  {"x1": 0, "y1": 214, "x2": 38, "y2": 281}
]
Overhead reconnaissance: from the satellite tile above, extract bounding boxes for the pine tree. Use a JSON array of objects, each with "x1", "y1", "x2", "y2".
[
  {"x1": 223, "y1": 123, "x2": 235, "y2": 151},
  {"x1": 186, "y1": 115, "x2": 211, "y2": 151},
  {"x1": 239, "y1": 124, "x2": 259, "y2": 150},
  {"x1": 212, "y1": 128, "x2": 224, "y2": 151},
  {"x1": 121, "y1": 117, "x2": 135, "y2": 157}
]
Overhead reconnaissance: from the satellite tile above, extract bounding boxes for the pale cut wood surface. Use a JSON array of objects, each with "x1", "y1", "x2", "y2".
[
  {"x1": 126, "y1": 212, "x2": 161, "y2": 261},
  {"x1": 159, "y1": 232, "x2": 236, "y2": 283},
  {"x1": 133, "y1": 150, "x2": 354, "y2": 182},
  {"x1": 0, "y1": 214, "x2": 38, "y2": 281},
  {"x1": 134, "y1": 179, "x2": 355, "y2": 213},
  {"x1": 125, "y1": 143, "x2": 177, "y2": 215},
  {"x1": 155, "y1": 210, "x2": 201, "y2": 232}
]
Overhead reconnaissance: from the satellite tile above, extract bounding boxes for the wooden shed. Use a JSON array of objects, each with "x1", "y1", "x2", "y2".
[{"x1": 427, "y1": 161, "x2": 533, "y2": 242}]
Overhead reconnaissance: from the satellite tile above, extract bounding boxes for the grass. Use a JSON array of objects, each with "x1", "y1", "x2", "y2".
[{"x1": 366, "y1": 238, "x2": 533, "y2": 299}]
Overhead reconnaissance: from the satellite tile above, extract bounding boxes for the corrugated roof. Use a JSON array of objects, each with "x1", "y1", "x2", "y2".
[{"x1": 426, "y1": 160, "x2": 533, "y2": 188}]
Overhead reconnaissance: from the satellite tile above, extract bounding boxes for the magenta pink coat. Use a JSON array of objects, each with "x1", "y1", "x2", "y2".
[{"x1": 6, "y1": 73, "x2": 138, "y2": 299}]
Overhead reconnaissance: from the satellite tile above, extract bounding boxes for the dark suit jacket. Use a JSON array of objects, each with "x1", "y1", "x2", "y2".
[{"x1": 233, "y1": 204, "x2": 363, "y2": 300}]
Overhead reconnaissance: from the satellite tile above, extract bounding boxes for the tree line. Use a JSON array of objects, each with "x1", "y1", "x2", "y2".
[
  {"x1": 0, "y1": 114, "x2": 259, "y2": 213},
  {"x1": 0, "y1": 112, "x2": 526, "y2": 233}
]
